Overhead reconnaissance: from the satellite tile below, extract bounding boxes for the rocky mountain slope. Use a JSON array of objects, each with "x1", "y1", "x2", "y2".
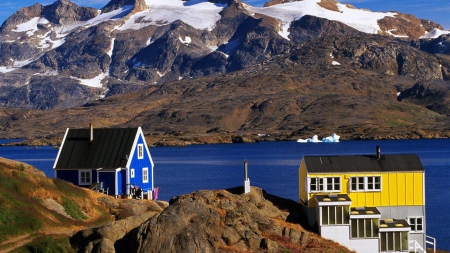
[
  {"x1": 0, "y1": 0, "x2": 449, "y2": 142},
  {"x1": 0, "y1": 0, "x2": 449, "y2": 110},
  {"x1": 1, "y1": 33, "x2": 450, "y2": 144}
]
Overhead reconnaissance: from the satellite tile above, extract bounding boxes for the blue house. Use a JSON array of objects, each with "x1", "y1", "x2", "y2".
[{"x1": 53, "y1": 125, "x2": 154, "y2": 198}]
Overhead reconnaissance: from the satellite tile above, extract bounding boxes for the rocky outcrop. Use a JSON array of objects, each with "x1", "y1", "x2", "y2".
[
  {"x1": 263, "y1": 0, "x2": 296, "y2": 7},
  {"x1": 41, "y1": 0, "x2": 98, "y2": 25},
  {"x1": 378, "y1": 13, "x2": 427, "y2": 39},
  {"x1": 71, "y1": 187, "x2": 348, "y2": 253},
  {"x1": 289, "y1": 15, "x2": 364, "y2": 44}
]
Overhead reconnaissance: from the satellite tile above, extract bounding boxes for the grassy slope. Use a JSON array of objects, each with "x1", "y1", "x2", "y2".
[{"x1": 0, "y1": 157, "x2": 114, "y2": 251}]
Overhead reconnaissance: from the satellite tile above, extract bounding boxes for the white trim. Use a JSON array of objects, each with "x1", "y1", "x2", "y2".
[
  {"x1": 78, "y1": 170, "x2": 92, "y2": 185},
  {"x1": 349, "y1": 176, "x2": 382, "y2": 192},
  {"x1": 115, "y1": 170, "x2": 119, "y2": 196},
  {"x1": 309, "y1": 177, "x2": 341, "y2": 193},
  {"x1": 317, "y1": 201, "x2": 352, "y2": 206},
  {"x1": 379, "y1": 227, "x2": 410, "y2": 232},
  {"x1": 126, "y1": 129, "x2": 141, "y2": 169},
  {"x1": 53, "y1": 128, "x2": 69, "y2": 169},
  {"x1": 143, "y1": 167, "x2": 149, "y2": 183}
]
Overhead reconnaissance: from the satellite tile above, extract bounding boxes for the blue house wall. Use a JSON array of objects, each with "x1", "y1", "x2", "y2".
[
  {"x1": 98, "y1": 171, "x2": 116, "y2": 195},
  {"x1": 56, "y1": 170, "x2": 97, "y2": 187},
  {"x1": 129, "y1": 134, "x2": 153, "y2": 192},
  {"x1": 119, "y1": 169, "x2": 126, "y2": 195}
]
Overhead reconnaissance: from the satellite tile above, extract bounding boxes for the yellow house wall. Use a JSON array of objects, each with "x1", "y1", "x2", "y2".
[{"x1": 301, "y1": 171, "x2": 424, "y2": 207}]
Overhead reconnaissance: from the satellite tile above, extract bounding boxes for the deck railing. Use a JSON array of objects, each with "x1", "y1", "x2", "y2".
[{"x1": 426, "y1": 235, "x2": 436, "y2": 253}]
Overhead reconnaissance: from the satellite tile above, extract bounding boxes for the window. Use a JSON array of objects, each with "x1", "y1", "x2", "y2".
[
  {"x1": 131, "y1": 169, "x2": 135, "y2": 178},
  {"x1": 310, "y1": 178, "x2": 324, "y2": 192},
  {"x1": 408, "y1": 217, "x2": 423, "y2": 233},
  {"x1": 79, "y1": 170, "x2": 92, "y2": 185},
  {"x1": 138, "y1": 144, "x2": 144, "y2": 159},
  {"x1": 321, "y1": 205, "x2": 349, "y2": 225},
  {"x1": 350, "y1": 176, "x2": 381, "y2": 191},
  {"x1": 142, "y1": 167, "x2": 148, "y2": 183},
  {"x1": 367, "y1": 176, "x2": 381, "y2": 190},
  {"x1": 310, "y1": 177, "x2": 340, "y2": 192},
  {"x1": 380, "y1": 231, "x2": 409, "y2": 252},
  {"x1": 351, "y1": 218, "x2": 379, "y2": 238}
]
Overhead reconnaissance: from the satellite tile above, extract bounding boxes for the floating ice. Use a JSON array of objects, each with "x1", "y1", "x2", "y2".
[{"x1": 297, "y1": 133, "x2": 340, "y2": 143}]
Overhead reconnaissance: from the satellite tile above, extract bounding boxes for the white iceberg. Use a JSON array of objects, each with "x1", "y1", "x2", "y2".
[{"x1": 297, "y1": 133, "x2": 340, "y2": 143}]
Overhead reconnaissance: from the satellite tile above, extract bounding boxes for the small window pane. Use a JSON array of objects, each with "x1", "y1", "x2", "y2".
[
  {"x1": 336, "y1": 206, "x2": 343, "y2": 224},
  {"x1": 380, "y1": 232, "x2": 387, "y2": 251},
  {"x1": 329, "y1": 206, "x2": 336, "y2": 224},
  {"x1": 351, "y1": 178, "x2": 357, "y2": 191},
  {"x1": 374, "y1": 177, "x2": 381, "y2": 190},
  {"x1": 351, "y1": 219, "x2": 358, "y2": 238},
  {"x1": 311, "y1": 178, "x2": 317, "y2": 192},
  {"x1": 365, "y1": 218, "x2": 372, "y2": 237},
  {"x1": 387, "y1": 232, "x2": 394, "y2": 251},
  {"x1": 322, "y1": 206, "x2": 329, "y2": 225},
  {"x1": 358, "y1": 177, "x2": 364, "y2": 190},
  {"x1": 394, "y1": 231, "x2": 401, "y2": 251},
  {"x1": 319, "y1": 178, "x2": 324, "y2": 191},
  {"x1": 367, "y1": 177, "x2": 374, "y2": 190},
  {"x1": 402, "y1": 232, "x2": 409, "y2": 250}
]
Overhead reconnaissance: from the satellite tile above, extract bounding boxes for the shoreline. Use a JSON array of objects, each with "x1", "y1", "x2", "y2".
[{"x1": 1, "y1": 131, "x2": 449, "y2": 148}]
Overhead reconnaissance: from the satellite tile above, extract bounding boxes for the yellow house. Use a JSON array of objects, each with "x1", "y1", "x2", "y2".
[{"x1": 298, "y1": 147, "x2": 430, "y2": 253}]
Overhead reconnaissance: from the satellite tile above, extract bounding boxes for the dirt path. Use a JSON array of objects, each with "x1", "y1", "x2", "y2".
[{"x1": 0, "y1": 228, "x2": 78, "y2": 253}]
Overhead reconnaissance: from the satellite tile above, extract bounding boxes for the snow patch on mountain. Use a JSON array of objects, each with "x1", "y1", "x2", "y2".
[
  {"x1": 245, "y1": 0, "x2": 396, "y2": 39},
  {"x1": 0, "y1": 59, "x2": 34, "y2": 73},
  {"x1": 12, "y1": 17, "x2": 49, "y2": 34},
  {"x1": 107, "y1": 38, "x2": 115, "y2": 57},
  {"x1": 70, "y1": 73, "x2": 107, "y2": 88},
  {"x1": 179, "y1": 36, "x2": 192, "y2": 45},
  {"x1": 118, "y1": 0, "x2": 225, "y2": 31},
  {"x1": 420, "y1": 28, "x2": 450, "y2": 39}
]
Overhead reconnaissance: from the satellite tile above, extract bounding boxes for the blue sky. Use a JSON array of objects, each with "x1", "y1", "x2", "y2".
[{"x1": 0, "y1": 0, "x2": 449, "y2": 29}]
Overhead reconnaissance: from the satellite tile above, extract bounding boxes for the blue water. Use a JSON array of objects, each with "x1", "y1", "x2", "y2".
[{"x1": 1, "y1": 139, "x2": 449, "y2": 250}]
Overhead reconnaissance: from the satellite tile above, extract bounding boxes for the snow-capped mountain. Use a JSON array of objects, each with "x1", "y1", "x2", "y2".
[{"x1": 0, "y1": 0, "x2": 449, "y2": 109}]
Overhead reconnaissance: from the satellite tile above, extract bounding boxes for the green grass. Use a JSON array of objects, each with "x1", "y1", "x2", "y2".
[
  {"x1": 61, "y1": 196, "x2": 87, "y2": 221},
  {"x1": 0, "y1": 189, "x2": 43, "y2": 242},
  {"x1": 12, "y1": 235, "x2": 76, "y2": 253}
]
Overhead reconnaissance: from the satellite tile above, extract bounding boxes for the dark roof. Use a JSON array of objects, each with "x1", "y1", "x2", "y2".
[
  {"x1": 54, "y1": 128, "x2": 139, "y2": 170},
  {"x1": 304, "y1": 154, "x2": 424, "y2": 173}
]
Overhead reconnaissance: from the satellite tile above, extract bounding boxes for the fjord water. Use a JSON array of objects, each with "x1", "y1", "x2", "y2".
[{"x1": 1, "y1": 139, "x2": 449, "y2": 250}]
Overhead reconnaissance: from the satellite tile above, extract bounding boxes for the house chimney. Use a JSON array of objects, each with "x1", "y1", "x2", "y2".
[
  {"x1": 244, "y1": 159, "x2": 250, "y2": 193},
  {"x1": 90, "y1": 123, "x2": 93, "y2": 142},
  {"x1": 376, "y1": 146, "x2": 381, "y2": 160}
]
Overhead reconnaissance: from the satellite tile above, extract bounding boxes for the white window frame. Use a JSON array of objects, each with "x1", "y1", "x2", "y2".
[
  {"x1": 321, "y1": 205, "x2": 349, "y2": 225},
  {"x1": 350, "y1": 176, "x2": 382, "y2": 192},
  {"x1": 142, "y1": 167, "x2": 148, "y2": 183},
  {"x1": 138, "y1": 144, "x2": 144, "y2": 159},
  {"x1": 79, "y1": 170, "x2": 92, "y2": 185},
  {"x1": 351, "y1": 218, "x2": 379, "y2": 238},
  {"x1": 131, "y1": 168, "x2": 135, "y2": 178},
  {"x1": 310, "y1": 177, "x2": 340, "y2": 193},
  {"x1": 408, "y1": 216, "x2": 424, "y2": 233}
]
